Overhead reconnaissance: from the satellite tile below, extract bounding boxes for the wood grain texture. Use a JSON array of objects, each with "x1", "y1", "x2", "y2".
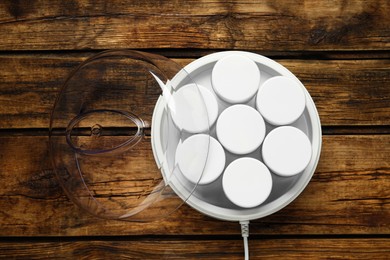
[
  {"x1": 0, "y1": 0, "x2": 389, "y2": 258},
  {"x1": 0, "y1": 238, "x2": 389, "y2": 259},
  {"x1": 0, "y1": 1, "x2": 389, "y2": 51},
  {"x1": 0, "y1": 54, "x2": 389, "y2": 128},
  {"x1": 0, "y1": 135, "x2": 388, "y2": 236}
]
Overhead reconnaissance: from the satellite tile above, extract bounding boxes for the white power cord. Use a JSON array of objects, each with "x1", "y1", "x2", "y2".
[{"x1": 240, "y1": 220, "x2": 250, "y2": 260}]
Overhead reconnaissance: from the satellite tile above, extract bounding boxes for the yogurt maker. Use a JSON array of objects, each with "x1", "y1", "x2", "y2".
[{"x1": 49, "y1": 50, "x2": 321, "y2": 259}]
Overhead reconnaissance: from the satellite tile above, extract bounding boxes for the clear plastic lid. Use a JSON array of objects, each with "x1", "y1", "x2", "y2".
[{"x1": 49, "y1": 50, "x2": 210, "y2": 221}]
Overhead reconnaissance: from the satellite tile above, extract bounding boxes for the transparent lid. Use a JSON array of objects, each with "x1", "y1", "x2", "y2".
[{"x1": 49, "y1": 50, "x2": 210, "y2": 221}]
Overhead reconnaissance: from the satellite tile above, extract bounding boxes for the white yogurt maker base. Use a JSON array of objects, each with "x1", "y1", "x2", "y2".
[{"x1": 151, "y1": 51, "x2": 322, "y2": 222}]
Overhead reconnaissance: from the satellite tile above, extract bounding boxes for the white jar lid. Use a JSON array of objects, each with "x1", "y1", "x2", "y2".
[
  {"x1": 262, "y1": 126, "x2": 312, "y2": 176},
  {"x1": 216, "y1": 104, "x2": 266, "y2": 155},
  {"x1": 212, "y1": 54, "x2": 260, "y2": 104},
  {"x1": 256, "y1": 76, "x2": 306, "y2": 125},
  {"x1": 170, "y1": 83, "x2": 219, "y2": 133},
  {"x1": 223, "y1": 158, "x2": 273, "y2": 208},
  {"x1": 176, "y1": 134, "x2": 226, "y2": 185}
]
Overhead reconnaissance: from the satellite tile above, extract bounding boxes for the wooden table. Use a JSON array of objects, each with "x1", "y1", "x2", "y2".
[{"x1": 0, "y1": 1, "x2": 389, "y2": 259}]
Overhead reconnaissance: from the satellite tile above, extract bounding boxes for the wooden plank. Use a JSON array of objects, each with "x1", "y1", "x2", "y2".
[
  {"x1": 0, "y1": 238, "x2": 388, "y2": 259},
  {"x1": 0, "y1": 54, "x2": 87, "y2": 129},
  {"x1": 0, "y1": 1, "x2": 389, "y2": 51},
  {"x1": 0, "y1": 54, "x2": 389, "y2": 128},
  {"x1": 0, "y1": 135, "x2": 388, "y2": 236}
]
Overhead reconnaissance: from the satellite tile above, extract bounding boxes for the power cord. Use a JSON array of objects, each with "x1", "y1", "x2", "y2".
[{"x1": 240, "y1": 220, "x2": 250, "y2": 260}]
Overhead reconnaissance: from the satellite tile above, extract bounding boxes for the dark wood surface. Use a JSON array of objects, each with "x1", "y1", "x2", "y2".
[{"x1": 0, "y1": 1, "x2": 389, "y2": 259}]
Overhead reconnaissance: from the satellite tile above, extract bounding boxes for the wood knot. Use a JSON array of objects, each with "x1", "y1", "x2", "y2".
[{"x1": 24, "y1": 169, "x2": 62, "y2": 199}]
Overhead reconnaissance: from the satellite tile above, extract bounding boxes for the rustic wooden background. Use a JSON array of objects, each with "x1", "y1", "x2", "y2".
[{"x1": 0, "y1": 1, "x2": 389, "y2": 259}]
